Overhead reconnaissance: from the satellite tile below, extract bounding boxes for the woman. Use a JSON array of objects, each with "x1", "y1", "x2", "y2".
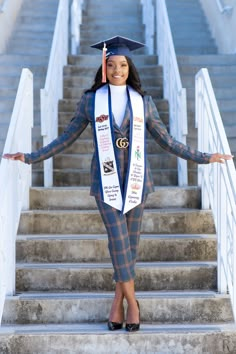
[{"x1": 3, "y1": 36, "x2": 232, "y2": 332}]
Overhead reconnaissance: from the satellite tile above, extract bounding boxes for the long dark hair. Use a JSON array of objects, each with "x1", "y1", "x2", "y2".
[{"x1": 85, "y1": 56, "x2": 146, "y2": 96}]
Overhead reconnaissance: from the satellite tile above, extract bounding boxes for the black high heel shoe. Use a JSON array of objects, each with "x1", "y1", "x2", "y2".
[
  {"x1": 107, "y1": 305, "x2": 124, "y2": 331},
  {"x1": 125, "y1": 300, "x2": 140, "y2": 332},
  {"x1": 107, "y1": 321, "x2": 123, "y2": 331}
]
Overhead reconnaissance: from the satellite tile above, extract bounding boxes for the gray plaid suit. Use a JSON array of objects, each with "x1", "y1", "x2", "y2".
[{"x1": 25, "y1": 90, "x2": 211, "y2": 282}]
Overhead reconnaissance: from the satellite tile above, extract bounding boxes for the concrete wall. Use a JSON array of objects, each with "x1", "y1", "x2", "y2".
[
  {"x1": 0, "y1": 0, "x2": 23, "y2": 53},
  {"x1": 199, "y1": 0, "x2": 236, "y2": 53}
]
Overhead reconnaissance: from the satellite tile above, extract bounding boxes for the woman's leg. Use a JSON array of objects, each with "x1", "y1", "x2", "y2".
[
  {"x1": 126, "y1": 196, "x2": 147, "y2": 268},
  {"x1": 95, "y1": 198, "x2": 145, "y2": 325},
  {"x1": 96, "y1": 198, "x2": 135, "y2": 282},
  {"x1": 109, "y1": 282, "x2": 124, "y2": 323},
  {"x1": 120, "y1": 280, "x2": 139, "y2": 324}
]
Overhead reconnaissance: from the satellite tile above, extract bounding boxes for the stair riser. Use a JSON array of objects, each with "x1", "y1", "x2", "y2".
[
  {"x1": 174, "y1": 39, "x2": 216, "y2": 48},
  {"x1": 16, "y1": 265, "x2": 217, "y2": 291},
  {"x1": 29, "y1": 187, "x2": 201, "y2": 210},
  {"x1": 31, "y1": 170, "x2": 179, "y2": 188},
  {"x1": 187, "y1": 99, "x2": 236, "y2": 112},
  {"x1": 8, "y1": 45, "x2": 52, "y2": 55},
  {"x1": 58, "y1": 98, "x2": 167, "y2": 112},
  {"x1": 63, "y1": 66, "x2": 163, "y2": 77},
  {"x1": 79, "y1": 47, "x2": 147, "y2": 55},
  {"x1": 184, "y1": 87, "x2": 236, "y2": 101},
  {"x1": 54, "y1": 169, "x2": 179, "y2": 187},
  {"x1": 8, "y1": 38, "x2": 53, "y2": 48},
  {"x1": 3, "y1": 296, "x2": 231, "y2": 324},
  {"x1": 0, "y1": 66, "x2": 47, "y2": 77},
  {"x1": 18, "y1": 15, "x2": 56, "y2": 24},
  {"x1": 175, "y1": 47, "x2": 217, "y2": 55},
  {"x1": 16, "y1": 237, "x2": 216, "y2": 263},
  {"x1": 18, "y1": 210, "x2": 215, "y2": 235},
  {"x1": 53, "y1": 154, "x2": 177, "y2": 170},
  {"x1": 80, "y1": 31, "x2": 144, "y2": 41},
  {"x1": 81, "y1": 15, "x2": 141, "y2": 22},
  {"x1": 1, "y1": 331, "x2": 236, "y2": 354},
  {"x1": 62, "y1": 86, "x2": 163, "y2": 100},
  {"x1": 0, "y1": 55, "x2": 49, "y2": 65},
  {"x1": 178, "y1": 55, "x2": 236, "y2": 66},
  {"x1": 180, "y1": 65, "x2": 236, "y2": 76},
  {"x1": 182, "y1": 75, "x2": 236, "y2": 88},
  {"x1": 68, "y1": 55, "x2": 158, "y2": 66},
  {"x1": 63, "y1": 76, "x2": 163, "y2": 88}
]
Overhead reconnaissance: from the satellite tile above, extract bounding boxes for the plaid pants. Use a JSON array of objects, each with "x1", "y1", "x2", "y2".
[{"x1": 96, "y1": 198, "x2": 146, "y2": 282}]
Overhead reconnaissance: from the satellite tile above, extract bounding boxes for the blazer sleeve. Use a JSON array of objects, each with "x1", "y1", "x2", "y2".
[
  {"x1": 24, "y1": 93, "x2": 91, "y2": 164},
  {"x1": 145, "y1": 95, "x2": 212, "y2": 164}
]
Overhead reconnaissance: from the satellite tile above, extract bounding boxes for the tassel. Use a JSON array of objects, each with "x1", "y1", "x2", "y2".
[{"x1": 102, "y1": 42, "x2": 107, "y2": 83}]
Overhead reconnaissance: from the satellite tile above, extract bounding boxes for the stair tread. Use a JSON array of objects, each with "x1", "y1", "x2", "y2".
[
  {"x1": 7, "y1": 290, "x2": 224, "y2": 300},
  {"x1": 16, "y1": 261, "x2": 217, "y2": 269},
  {"x1": 17, "y1": 233, "x2": 216, "y2": 240},
  {"x1": 1, "y1": 322, "x2": 236, "y2": 334},
  {"x1": 20, "y1": 208, "x2": 209, "y2": 214}
]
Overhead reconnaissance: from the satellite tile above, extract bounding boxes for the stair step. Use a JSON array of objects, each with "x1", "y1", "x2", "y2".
[
  {"x1": 179, "y1": 64, "x2": 236, "y2": 76},
  {"x1": 58, "y1": 98, "x2": 167, "y2": 113},
  {"x1": 1, "y1": 323, "x2": 236, "y2": 354},
  {"x1": 7, "y1": 45, "x2": 52, "y2": 56},
  {"x1": 52, "y1": 168, "x2": 178, "y2": 186},
  {"x1": 16, "y1": 233, "x2": 216, "y2": 263},
  {"x1": 63, "y1": 65, "x2": 163, "y2": 77},
  {"x1": 8, "y1": 38, "x2": 53, "y2": 48},
  {"x1": 29, "y1": 186, "x2": 200, "y2": 210},
  {"x1": 16, "y1": 261, "x2": 217, "y2": 291},
  {"x1": 175, "y1": 46, "x2": 217, "y2": 55},
  {"x1": 67, "y1": 54, "x2": 158, "y2": 66},
  {"x1": 18, "y1": 209, "x2": 215, "y2": 235},
  {"x1": 30, "y1": 169, "x2": 179, "y2": 188},
  {"x1": 182, "y1": 74, "x2": 236, "y2": 88},
  {"x1": 178, "y1": 54, "x2": 236, "y2": 65},
  {"x1": 63, "y1": 75, "x2": 162, "y2": 88},
  {"x1": 0, "y1": 54, "x2": 49, "y2": 65},
  {"x1": 53, "y1": 153, "x2": 177, "y2": 170},
  {"x1": 3, "y1": 291, "x2": 231, "y2": 325}
]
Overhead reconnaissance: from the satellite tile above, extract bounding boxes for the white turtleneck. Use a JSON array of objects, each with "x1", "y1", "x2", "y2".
[{"x1": 109, "y1": 84, "x2": 128, "y2": 127}]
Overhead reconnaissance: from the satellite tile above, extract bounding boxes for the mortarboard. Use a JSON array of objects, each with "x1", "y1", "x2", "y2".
[{"x1": 91, "y1": 35, "x2": 145, "y2": 83}]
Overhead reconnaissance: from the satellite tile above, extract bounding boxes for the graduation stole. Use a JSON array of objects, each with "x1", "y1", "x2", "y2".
[{"x1": 94, "y1": 84, "x2": 145, "y2": 214}]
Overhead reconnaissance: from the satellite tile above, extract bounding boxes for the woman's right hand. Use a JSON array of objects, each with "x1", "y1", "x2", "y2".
[{"x1": 2, "y1": 152, "x2": 25, "y2": 162}]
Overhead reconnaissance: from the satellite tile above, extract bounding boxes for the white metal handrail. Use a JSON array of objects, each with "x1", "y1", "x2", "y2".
[
  {"x1": 41, "y1": 0, "x2": 69, "y2": 187},
  {"x1": 70, "y1": 0, "x2": 84, "y2": 55},
  {"x1": 155, "y1": 0, "x2": 188, "y2": 186},
  {"x1": 216, "y1": 0, "x2": 233, "y2": 15},
  {"x1": 141, "y1": 0, "x2": 155, "y2": 55},
  {"x1": 0, "y1": 68, "x2": 33, "y2": 324},
  {"x1": 196, "y1": 68, "x2": 236, "y2": 321}
]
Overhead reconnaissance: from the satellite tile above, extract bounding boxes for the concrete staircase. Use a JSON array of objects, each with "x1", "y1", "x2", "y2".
[
  {"x1": 2, "y1": 186, "x2": 236, "y2": 353},
  {"x1": 166, "y1": 0, "x2": 236, "y2": 185},
  {"x1": 1, "y1": 0, "x2": 236, "y2": 353},
  {"x1": 0, "y1": 0, "x2": 58, "y2": 183}
]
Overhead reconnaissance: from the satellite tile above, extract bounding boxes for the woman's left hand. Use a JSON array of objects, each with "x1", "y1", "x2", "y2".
[{"x1": 209, "y1": 153, "x2": 234, "y2": 164}]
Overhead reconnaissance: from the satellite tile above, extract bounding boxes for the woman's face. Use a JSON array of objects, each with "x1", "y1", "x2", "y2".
[{"x1": 106, "y1": 55, "x2": 129, "y2": 86}]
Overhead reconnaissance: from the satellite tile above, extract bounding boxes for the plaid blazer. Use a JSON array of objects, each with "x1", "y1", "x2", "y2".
[{"x1": 25, "y1": 91, "x2": 211, "y2": 199}]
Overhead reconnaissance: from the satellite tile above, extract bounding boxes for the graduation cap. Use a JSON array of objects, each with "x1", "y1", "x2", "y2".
[{"x1": 91, "y1": 35, "x2": 145, "y2": 83}]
